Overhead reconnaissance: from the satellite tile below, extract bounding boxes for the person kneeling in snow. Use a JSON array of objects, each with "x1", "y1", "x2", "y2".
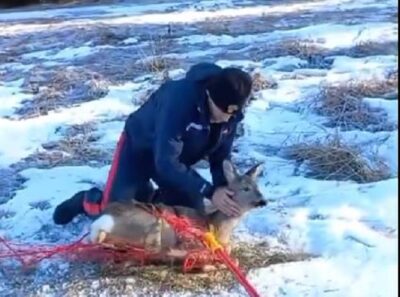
[{"x1": 53, "y1": 62, "x2": 253, "y2": 225}]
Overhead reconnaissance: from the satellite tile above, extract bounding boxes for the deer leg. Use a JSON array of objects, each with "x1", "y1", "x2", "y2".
[
  {"x1": 166, "y1": 248, "x2": 189, "y2": 259},
  {"x1": 200, "y1": 264, "x2": 218, "y2": 272}
]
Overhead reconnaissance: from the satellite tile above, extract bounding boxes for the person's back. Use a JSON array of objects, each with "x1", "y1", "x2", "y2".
[
  {"x1": 124, "y1": 79, "x2": 201, "y2": 151},
  {"x1": 124, "y1": 63, "x2": 223, "y2": 152}
]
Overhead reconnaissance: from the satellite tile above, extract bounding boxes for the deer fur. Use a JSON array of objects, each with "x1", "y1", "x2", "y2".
[{"x1": 88, "y1": 160, "x2": 266, "y2": 269}]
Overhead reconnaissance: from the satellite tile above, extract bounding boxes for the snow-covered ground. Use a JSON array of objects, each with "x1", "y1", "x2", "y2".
[{"x1": 0, "y1": 0, "x2": 398, "y2": 296}]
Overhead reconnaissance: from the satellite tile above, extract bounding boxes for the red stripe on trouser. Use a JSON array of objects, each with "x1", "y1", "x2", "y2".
[{"x1": 83, "y1": 132, "x2": 127, "y2": 215}]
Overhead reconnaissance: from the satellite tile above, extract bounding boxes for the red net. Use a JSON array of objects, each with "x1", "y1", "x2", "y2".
[{"x1": 0, "y1": 206, "x2": 261, "y2": 297}]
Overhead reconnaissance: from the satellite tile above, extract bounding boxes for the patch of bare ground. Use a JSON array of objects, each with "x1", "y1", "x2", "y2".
[
  {"x1": 312, "y1": 73, "x2": 398, "y2": 131},
  {"x1": 11, "y1": 123, "x2": 112, "y2": 171},
  {"x1": 1, "y1": 241, "x2": 313, "y2": 296},
  {"x1": 16, "y1": 66, "x2": 109, "y2": 118},
  {"x1": 281, "y1": 133, "x2": 391, "y2": 183}
]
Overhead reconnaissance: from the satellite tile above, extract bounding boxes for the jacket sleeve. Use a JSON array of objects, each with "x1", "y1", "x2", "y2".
[
  {"x1": 153, "y1": 84, "x2": 215, "y2": 199},
  {"x1": 208, "y1": 114, "x2": 242, "y2": 188}
]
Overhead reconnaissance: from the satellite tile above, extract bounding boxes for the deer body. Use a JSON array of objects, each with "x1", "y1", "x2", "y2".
[{"x1": 89, "y1": 160, "x2": 266, "y2": 266}]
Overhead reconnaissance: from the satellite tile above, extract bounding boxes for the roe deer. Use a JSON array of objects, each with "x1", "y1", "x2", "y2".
[{"x1": 88, "y1": 160, "x2": 266, "y2": 269}]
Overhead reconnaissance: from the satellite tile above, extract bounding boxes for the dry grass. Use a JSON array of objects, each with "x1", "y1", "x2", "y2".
[
  {"x1": 18, "y1": 67, "x2": 109, "y2": 118},
  {"x1": 2, "y1": 242, "x2": 313, "y2": 296},
  {"x1": 252, "y1": 72, "x2": 278, "y2": 92},
  {"x1": 282, "y1": 134, "x2": 391, "y2": 183},
  {"x1": 13, "y1": 123, "x2": 111, "y2": 170},
  {"x1": 279, "y1": 39, "x2": 325, "y2": 60},
  {"x1": 313, "y1": 76, "x2": 398, "y2": 130},
  {"x1": 197, "y1": 19, "x2": 231, "y2": 35},
  {"x1": 137, "y1": 35, "x2": 177, "y2": 75},
  {"x1": 273, "y1": 39, "x2": 332, "y2": 69},
  {"x1": 99, "y1": 241, "x2": 313, "y2": 293},
  {"x1": 348, "y1": 41, "x2": 398, "y2": 57}
]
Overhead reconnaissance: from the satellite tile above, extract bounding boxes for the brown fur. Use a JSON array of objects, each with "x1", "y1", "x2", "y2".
[{"x1": 89, "y1": 160, "x2": 266, "y2": 268}]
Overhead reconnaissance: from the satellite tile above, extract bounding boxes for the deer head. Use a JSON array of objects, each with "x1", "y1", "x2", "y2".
[
  {"x1": 222, "y1": 159, "x2": 266, "y2": 212},
  {"x1": 206, "y1": 160, "x2": 266, "y2": 248}
]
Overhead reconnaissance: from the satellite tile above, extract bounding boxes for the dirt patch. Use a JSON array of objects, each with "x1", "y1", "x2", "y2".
[
  {"x1": 17, "y1": 66, "x2": 109, "y2": 118},
  {"x1": 312, "y1": 75, "x2": 398, "y2": 131},
  {"x1": 281, "y1": 134, "x2": 391, "y2": 183}
]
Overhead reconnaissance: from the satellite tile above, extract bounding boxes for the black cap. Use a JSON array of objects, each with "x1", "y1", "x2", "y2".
[{"x1": 206, "y1": 67, "x2": 252, "y2": 114}]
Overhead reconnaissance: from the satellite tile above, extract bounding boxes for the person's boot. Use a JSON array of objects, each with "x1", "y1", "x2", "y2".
[{"x1": 53, "y1": 190, "x2": 86, "y2": 225}]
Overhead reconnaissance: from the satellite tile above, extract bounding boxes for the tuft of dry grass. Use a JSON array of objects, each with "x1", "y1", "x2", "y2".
[
  {"x1": 349, "y1": 40, "x2": 398, "y2": 57},
  {"x1": 252, "y1": 72, "x2": 278, "y2": 92},
  {"x1": 137, "y1": 35, "x2": 176, "y2": 75},
  {"x1": 282, "y1": 134, "x2": 391, "y2": 183},
  {"x1": 197, "y1": 19, "x2": 231, "y2": 35},
  {"x1": 18, "y1": 67, "x2": 109, "y2": 118},
  {"x1": 313, "y1": 77, "x2": 398, "y2": 130},
  {"x1": 279, "y1": 39, "x2": 325, "y2": 60},
  {"x1": 276, "y1": 39, "x2": 332, "y2": 69}
]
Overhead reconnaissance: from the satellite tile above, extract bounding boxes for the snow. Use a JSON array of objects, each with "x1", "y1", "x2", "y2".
[
  {"x1": 364, "y1": 97, "x2": 398, "y2": 122},
  {"x1": 330, "y1": 55, "x2": 398, "y2": 76},
  {"x1": 22, "y1": 46, "x2": 109, "y2": 60},
  {"x1": 0, "y1": 0, "x2": 396, "y2": 35},
  {"x1": 0, "y1": 80, "x2": 33, "y2": 117},
  {"x1": 2, "y1": 166, "x2": 109, "y2": 239},
  {"x1": 0, "y1": 82, "x2": 140, "y2": 166},
  {"x1": 122, "y1": 37, "x2": 139, "y2": 45},
  {"x1": 177, "y1": 22, "x2": 398, "y2": 49},
  {"x1": 0, "y1": 0, "x2": 397, "y2": 296}
]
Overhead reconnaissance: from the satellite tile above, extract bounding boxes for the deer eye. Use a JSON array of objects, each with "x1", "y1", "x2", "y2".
[{"x1": 243, "y1": 186, "x2": 251, "y2": 192}]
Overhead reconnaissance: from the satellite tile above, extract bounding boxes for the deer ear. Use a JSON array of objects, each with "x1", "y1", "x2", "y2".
[
  {"x1": 245, "y1": 162, "x2": 263, "y2": 180},
  {"x1": 223, "y1": 159, "x2": 239, "y2": 184}
]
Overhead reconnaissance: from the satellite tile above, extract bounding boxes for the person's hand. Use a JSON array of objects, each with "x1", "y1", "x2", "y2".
[{"x1": 211, "y1": 187, "x2": 241, "y2": 217}]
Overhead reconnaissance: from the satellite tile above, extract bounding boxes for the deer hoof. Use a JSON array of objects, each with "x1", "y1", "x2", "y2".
[
  {"x1": 200, "y1": 264, "x2": 218, "y2": 272},
  {"x1": 97, "y1": 230, "x2": 107, "y2": 243}
]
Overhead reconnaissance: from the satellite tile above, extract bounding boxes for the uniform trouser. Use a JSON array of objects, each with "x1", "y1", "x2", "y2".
[{"x1": 83, "y1": 132, "x2": 205, "y2": 216}]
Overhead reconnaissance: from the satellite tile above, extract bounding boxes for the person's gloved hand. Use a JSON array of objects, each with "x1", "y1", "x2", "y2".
[{"x1": 211, "y1": 187, "x2": 241, "y2": 217}]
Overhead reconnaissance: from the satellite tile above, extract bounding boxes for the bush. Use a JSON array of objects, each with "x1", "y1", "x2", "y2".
[
  {"x1": 312, "y1": 76, "x2": 398, "y2": 130},
  {"x1": 282, "y1": 134, "x2": 391, "y2": 183}
]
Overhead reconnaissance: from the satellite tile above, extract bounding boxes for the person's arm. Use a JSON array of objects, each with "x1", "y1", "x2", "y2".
[
  {"x1": 209, "y1": 114, "x2": 242, "y2": 188},
  {"x1": 153, "y1": 84, "x2": 214, "y2": 199},
  {"x1": 207, "y1": 119, "x2": 242, "y2": 217}
]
